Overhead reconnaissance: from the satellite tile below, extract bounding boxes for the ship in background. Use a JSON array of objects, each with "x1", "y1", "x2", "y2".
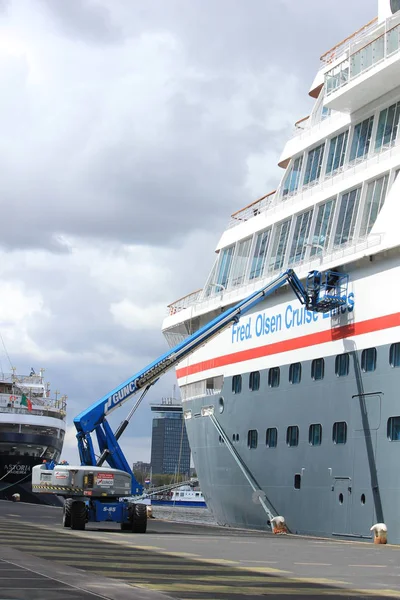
[
  {"x1": 162, "y1": 0, "x2": 400, "y2": 542},
  {"x1": 0, "y1": 368, "x2": 66, "y2": 505}
]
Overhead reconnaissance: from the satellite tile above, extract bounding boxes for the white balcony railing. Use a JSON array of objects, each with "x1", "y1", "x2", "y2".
[
  {"x1": 227, "y1": 139, "x2": 400, "y2": 229},
  {"x1": 165, "y1": 233, "x2": 382, "y2": 319},
  {"x1": 325, "y1": 21, "x2": 400, "y2": 96}
]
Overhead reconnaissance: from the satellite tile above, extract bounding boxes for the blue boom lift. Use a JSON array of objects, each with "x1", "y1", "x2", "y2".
[{"x1": 32, "y1": 269, "x2": 348, "y2": 532}]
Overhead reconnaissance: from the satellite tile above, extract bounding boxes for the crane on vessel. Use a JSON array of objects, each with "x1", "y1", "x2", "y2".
[{"x1": 32, "y1": 269, "x2": 348, "y2": 533}]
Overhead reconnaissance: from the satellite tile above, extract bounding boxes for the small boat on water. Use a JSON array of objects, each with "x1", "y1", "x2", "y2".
[{"x1": 151, "y1": 485, "x2": 207, "y2": 507}]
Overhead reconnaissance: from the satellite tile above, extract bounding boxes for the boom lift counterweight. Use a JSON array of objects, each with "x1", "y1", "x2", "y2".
[{"x1": 32, "y1": 269, "x2": 348, "y2": 533}]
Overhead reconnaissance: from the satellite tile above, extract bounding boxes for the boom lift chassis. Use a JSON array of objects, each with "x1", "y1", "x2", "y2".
[{"x1": 32, "y1": 269, "x2": 348, "y2": 533}]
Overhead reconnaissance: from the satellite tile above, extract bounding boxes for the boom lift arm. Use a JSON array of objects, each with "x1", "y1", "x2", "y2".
[{"x1": 74, "y1": 268, "x2": 348, "y2": 493}]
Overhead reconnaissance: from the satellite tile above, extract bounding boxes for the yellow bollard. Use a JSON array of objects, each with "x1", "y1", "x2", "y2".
[
  {"x1": 271, "y1": 516, "x2": 287, "y2": 534},
  {"x1": 370, "y1": 523, "x2": 387, "y2": 544}
]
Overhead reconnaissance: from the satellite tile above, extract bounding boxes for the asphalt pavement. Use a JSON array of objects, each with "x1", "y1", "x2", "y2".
[{"x1": 0, "y1": 499, "x2": 399, "y2": 599}]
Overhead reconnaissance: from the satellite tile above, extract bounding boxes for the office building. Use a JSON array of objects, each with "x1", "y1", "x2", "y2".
[{"x1": 150, "y1": 398, "x2": 190, "y2": 476}]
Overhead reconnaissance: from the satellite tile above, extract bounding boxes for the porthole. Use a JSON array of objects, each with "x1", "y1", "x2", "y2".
[
  {"x1": 339, "y1": 493, "x2": 344, "y2": 504},
  {"x1": 219, "y1": 397, "x2": 224, "y2": 414},
  {"x1": 361, "y1": 494, "x2": 366, "y2": 505}
]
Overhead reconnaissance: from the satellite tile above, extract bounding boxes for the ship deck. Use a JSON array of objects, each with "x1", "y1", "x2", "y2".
[{"x1": 0, "y1": 500, "x2": 399, "y2": 599}]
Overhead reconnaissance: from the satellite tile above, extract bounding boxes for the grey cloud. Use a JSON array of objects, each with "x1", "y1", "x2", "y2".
[{"x1": 38, "y1": 0, "x2": 124, "y2": 44}]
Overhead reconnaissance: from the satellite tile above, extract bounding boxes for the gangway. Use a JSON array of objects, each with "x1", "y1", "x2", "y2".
[{"x1": 32, "y1": 268, "x2": 348, "y2": 533}]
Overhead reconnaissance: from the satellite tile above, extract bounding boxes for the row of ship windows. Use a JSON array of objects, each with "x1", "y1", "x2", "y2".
[
  {"x1": 219, "y1": 416, "x2": 400, "y2": 449},
  {"x1": 207, "y1": 169, "x2": 392, "y2": 295},
  {"x1": 231, "y1": 343, "x2": 400, "y2": 393},
  {"x1": 282, "y1": 100, "x2": 400, "y2": 197}
]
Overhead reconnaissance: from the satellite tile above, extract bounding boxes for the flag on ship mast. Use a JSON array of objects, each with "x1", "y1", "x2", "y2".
[{"x1": 20, "y1": 394, "x2": 32, "y2": 412}]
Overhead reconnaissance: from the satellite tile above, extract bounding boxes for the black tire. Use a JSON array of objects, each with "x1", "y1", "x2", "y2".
[
  {"x1": 132, "y1": 503, "x2": 147, "y2": 534},
  {"x1": 120, "y1": 521, "x2": 131, "y2": 531},
  {"x1": 63, "y1": 498, "x2": 73, "y2": 528},
  {"x1": 70, "y1": 500, "x2": 86, "y2": 531}
]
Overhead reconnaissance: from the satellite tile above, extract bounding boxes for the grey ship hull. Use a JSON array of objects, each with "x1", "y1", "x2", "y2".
[{"x1": 184, "y1": 343, "x2": 399, "y2": 542}]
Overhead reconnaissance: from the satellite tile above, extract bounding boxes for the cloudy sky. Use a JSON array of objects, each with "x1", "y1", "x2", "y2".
[{"x1": 0, "y1": 0, "x2": 377, "y2": 465}]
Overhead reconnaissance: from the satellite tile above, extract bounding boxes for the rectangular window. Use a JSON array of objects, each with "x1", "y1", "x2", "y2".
[
  {"x1": 311, "y1": 199, "x2": 335, "y2": 256},
  {"x1": 249, "y1": 229, "x2": 271, "y2": 280},
  {"x1": 334, "y1": 188, "x2": 361, "y2": 247},
  {"x1": 349, "y1": 116, "x2": 374, "y2": 162},
  {"x1": 326, "y1": 130, "x2": 349, "y2": 176},
  {"x1": 335, "y1": 353, "x2": 349, "y2": 377},
  {"x1": 268, "y1": 367, "x2": 280, "y2": 388},
  {"x1": 232, "y1": 375, "x2": 242, "y2": 394},
  {"x1": 282, "y1": 156, "x2": 303, "y2": 197},
  {"x1": 332, "y1": 421, "x2": 347, "y2": 444},
  {"x1": 289, "y1": 362, "x2": 302, "y2": 384},
  {"x1": 289, "y1": 209, "x2": 313, "y2": 265},
  {"x1": 304, "y1": 144, "x2": 324, "y2": 186},
  {"x1": 268, "y1": 219, "x2": 291, "y2": 272},
  {"x1": 266, "y1": 427, "x2": 278, "y2": 448},
  {"x1": 216, "y1": 246, "x2": 234, "y2": 288},
  {"x1": 387, "y1": 416, "x2": 400, "y2": 441},
  {"x1": 231, "y1": 237, "x2": 252, "y2": 287},
  {"x1": 390, "y1": 343, "x2": 400, "y2": 367},
  {"x1": 375, "y1": 101, "x2": 400, "y2": 151},
  {"x1": 311, "y1": 358, "x2": 325, "y2": 380},
  {"x1": 361, "y1": 347, "x2": 377, "y2": 372},
  {"x1": 249, "y1": 371, "x2": 260, "y2": 391},
  {"x1": 359, "y1": 174, "x2": 388, "y2": 238},
  {"x1": 247, "y1": 429, "x2": 258, "y2": 449},
  {"x1": 286, "y1": 425, "x2": 299, "y2": 447},
  {"x1": 294, "y1": 474, "x2": 301, "y2": 490},
  {"x1": 309, "y1": 423, "x2": 322, "y2": 446}
]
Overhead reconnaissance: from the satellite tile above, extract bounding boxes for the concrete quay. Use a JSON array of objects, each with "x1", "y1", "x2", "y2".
[{"x1": 0, "y1": 500, "x2": 399, "y2": 599}]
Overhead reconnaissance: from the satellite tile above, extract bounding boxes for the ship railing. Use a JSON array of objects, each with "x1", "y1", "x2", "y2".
[
  {"x1": 325, "y1": 17, "x2": 400, "y2": 96},
  {"x1": 228, "y1": 192, "x2": 276, "y2": 228},
  {"x1": 167, "y1": 289, "x2": 202, "y2": 315},
  {"x1": 0, "y1": 404, "x2": 66, "y2": 421},
  {"x1": 173, "y1": 235, "x2": 382, "y2": 315},
  {"x1": 227, "y1": 139, "x2": 400, "y2": 229},
  {"x1": 292, "y1": 110, "x2": 343, "y2": 140},
  {"x1": 0, "y1": 373, "x2": 43, "y2": 385},
  {"x1": 16, "y1": 375, "x2": 43, "y2": 385},
  {"x1": 320, "y1": 17, "x2": 379, "y2": 67}
]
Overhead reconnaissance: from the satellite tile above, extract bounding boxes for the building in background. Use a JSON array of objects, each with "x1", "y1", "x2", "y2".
[
  {"x1": 132, "y1": 461, "x2": 151, "y2": 475},
  {"x1": 150, "y1": 398, "x2": 190, "y2": 476}
]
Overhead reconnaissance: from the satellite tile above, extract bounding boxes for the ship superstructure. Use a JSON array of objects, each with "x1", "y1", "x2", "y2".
[
  {"x1": 162, "y1": 0, "x2": 400, "y2": 542},
  {"x1": 0, "y1": 368, "x2": 66, "y2": 504}
]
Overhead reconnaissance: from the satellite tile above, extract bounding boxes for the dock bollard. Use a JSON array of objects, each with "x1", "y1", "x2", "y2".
[
  {"x1": 370, "y1": 523, "x2": 387, "y2": 544},
  {"x1": 271, "y1": 516, "x2": 287, "y2": 535}
]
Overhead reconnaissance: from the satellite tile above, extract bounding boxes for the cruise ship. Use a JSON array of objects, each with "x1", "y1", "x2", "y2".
[
  {"x1": 0, "y1": 368, "x2": 66, "y2": 505},
  {"x1": 162, "y1": 0, "x2": 400, "y2": 543}
]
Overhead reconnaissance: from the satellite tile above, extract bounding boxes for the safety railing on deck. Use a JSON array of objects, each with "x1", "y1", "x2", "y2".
[
  {"x1": 226, "y1": 139, "x2": 400, "y2": 229},
  {"x1": 320, "y1": 17, "x2": 378, "y2": 66},
  {"x1": 325, "y1": 20, "x2": 400, "y2": 96},
  {"x1": 166, "y1": 234, "x2": 382, "y2": 318},
  {"x1": 228, "y1": 191, "x2": 276, "y2": 228},
  {"x1": 0, "y1": 404, "x2": 66, "y2": 420},
  {"x1": 167, "y1": 289, "x2": 202, "y2": 315}
]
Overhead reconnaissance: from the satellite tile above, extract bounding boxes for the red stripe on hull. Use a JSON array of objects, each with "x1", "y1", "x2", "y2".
[{"x1": 176, "y1": 312, "x2": 400, "y2": 379}]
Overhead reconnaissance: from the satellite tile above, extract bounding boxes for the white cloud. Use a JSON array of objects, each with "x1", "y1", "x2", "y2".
[{"x1": 110, "y1": 299, "x2": 166, "y2": 331}]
